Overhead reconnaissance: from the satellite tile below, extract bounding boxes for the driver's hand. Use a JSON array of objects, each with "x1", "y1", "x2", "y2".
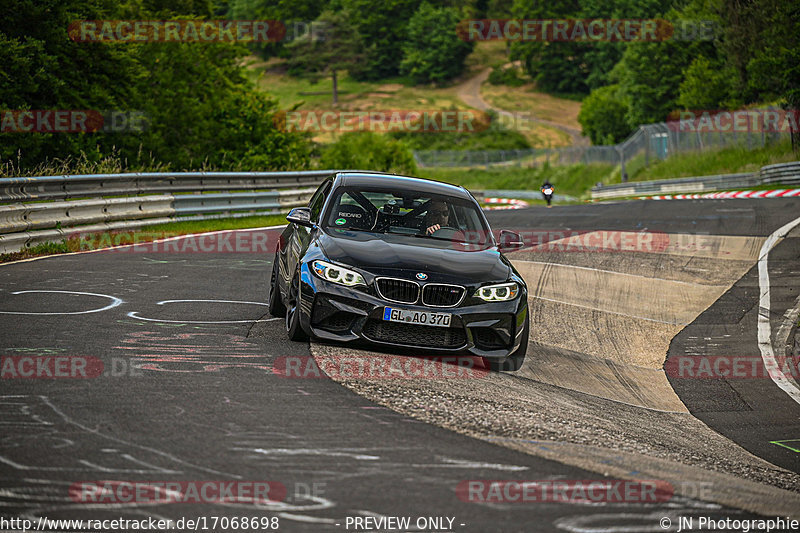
[{"x1": 426, "y1": 224, "x2": 441, "y2": 235}]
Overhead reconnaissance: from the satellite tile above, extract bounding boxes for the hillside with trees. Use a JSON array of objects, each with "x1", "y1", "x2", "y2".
[{"x1": 1, "y1": 0, "x2": 797, "y2": 176}]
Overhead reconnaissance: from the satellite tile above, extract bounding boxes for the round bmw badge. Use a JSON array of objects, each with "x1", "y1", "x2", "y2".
[{"x1": 416, "y1": 273, "x2": 428, "y2": 280}]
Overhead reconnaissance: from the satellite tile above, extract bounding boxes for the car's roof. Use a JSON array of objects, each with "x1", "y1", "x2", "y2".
[{"x1": 333, "y1": 172, "x2": 473, "y2": 200}]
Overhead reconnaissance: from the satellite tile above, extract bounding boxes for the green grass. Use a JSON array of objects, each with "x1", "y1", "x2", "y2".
[
  {"x1": 142, "y1": 214, "x2": 287, "y2": 235},
  {"x1": 629, "y1": 140, "x2": 797, "y2": 182},
  {"x1": 463, "y1": 41, "x2": 510, "y2": 73},
  {"x1": 421, "y1": 163, "x2": 615, "y2": 199},
  {"x1": 0, "y1": 214, "x2": 289, "y2": 263},
  {"x1": 249, "y1": 66, "x2": 467, "y2": 113}
]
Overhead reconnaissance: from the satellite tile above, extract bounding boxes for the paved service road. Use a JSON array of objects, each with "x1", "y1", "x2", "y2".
[{"x1": 2, "y1": 197, "x2": 797, "y2": 531}]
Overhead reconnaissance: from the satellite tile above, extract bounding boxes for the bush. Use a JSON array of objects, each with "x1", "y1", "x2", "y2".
[
  {"x1": 389, "y1": 111, "x2": 531, "y2": 151},
  {"x1": 677, "y1": 56, "x2": 741, "y2": 110},
  {"x1": 577, "y1": 85, "x2": 631, "y2": 145},
  {"x1": 487, "y1": 66, "x2": 526, "y2": 87},
  {"x1": 320, "y1": 132, "x2": 418, "y2": 174}
]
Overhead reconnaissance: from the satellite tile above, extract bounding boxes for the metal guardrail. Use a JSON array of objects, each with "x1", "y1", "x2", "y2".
[
  {"x1": 173, "y1": 189, "x2": 314, "y2": 215},
  {"x1": 0, "y1": 171, "x2": 333, "y2": 254},
  {"x1": 591, "y1": 173, "x2": 759, "y2": 199},
  {"x1": 0, "y1": 170, "x2": 334, "y2": 203},
  {"x1": 0, "y1": 195, "x2": 174, "y2": 234},
  {"x1": 591, "y1": 161, "x2": 800, "y2": 200},
  {"x1": 760, "y1": 162, "x2": 800, "y2": 185}
]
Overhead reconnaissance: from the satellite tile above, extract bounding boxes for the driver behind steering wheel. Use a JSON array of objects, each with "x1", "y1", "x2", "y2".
[{"x1": 424, "y1": 199, "x2": 450, "y2": 235}]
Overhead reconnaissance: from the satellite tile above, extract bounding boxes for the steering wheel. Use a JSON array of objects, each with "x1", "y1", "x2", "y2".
[{"x1": 427, "y1": 226, "x2": 461, "y2": 238}]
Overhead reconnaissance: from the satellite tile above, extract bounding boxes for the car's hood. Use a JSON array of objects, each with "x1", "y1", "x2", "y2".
[{"x1": 317, "y1": 229, "x2": 511, "y2": 284}]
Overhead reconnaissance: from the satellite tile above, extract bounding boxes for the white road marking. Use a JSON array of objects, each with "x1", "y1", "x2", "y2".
[
  {"x1": 128, "y1": 299, "x2": 280, "y2": 323},
  {"x1": 757, "y1": 215, "x2": 800, "y2": 405},
  {"x1": 0, "y1": 290, "x2": 123, "y2": 315},
  {"x1": 156, "y1": 299, "x2": 269, "y2": 306},
  {"x1": 242, "y1": 448, "x2": 381, "y2": 461},
  {"x1": 127, "y1": 312, "x2": 280, "y2": 324}
]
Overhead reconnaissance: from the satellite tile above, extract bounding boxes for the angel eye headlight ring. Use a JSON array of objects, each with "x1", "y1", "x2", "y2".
[
  {"x1": 312, "y1": 260, "x2": 365, "y2": 287},
  {"x1": 475, "y1": 282, "x2": 519, "y2": 302}
]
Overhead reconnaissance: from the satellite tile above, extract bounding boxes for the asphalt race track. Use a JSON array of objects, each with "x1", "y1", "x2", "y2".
[{"x1": 1, "y1": 198, "x2": 799, "y2": 532}]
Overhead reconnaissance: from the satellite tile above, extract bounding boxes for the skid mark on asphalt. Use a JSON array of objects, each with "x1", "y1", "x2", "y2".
[
  {"x1": 0, "y1": 395, "x2": 229, "y2": 476},
  {"x1": 0, "y1": 397, "x2": 351, "y2": 525}
]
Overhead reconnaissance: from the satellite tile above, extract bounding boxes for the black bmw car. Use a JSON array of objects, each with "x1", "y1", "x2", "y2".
[{"x1": 268, "y1": 172, "x2": 529, "y2": 371}]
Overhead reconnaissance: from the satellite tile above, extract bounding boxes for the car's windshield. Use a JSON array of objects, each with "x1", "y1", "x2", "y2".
[{"x1": 323, "y1": 187, "x2": 490, "y2": 245}]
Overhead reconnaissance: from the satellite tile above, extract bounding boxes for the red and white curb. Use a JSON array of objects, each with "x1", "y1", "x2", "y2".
[
  {"x1": 643, "y1": 189, "x2": 800, "y2": 200},
  {"x1": 483, "y1": 197, "x2": 529, "y2": 210}
]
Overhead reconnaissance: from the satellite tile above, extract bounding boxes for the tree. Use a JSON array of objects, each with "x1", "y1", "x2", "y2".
[
  {"x1": 677, "y1": 56, "x2": 739, "y2": 110},
  {"x1": 510, "y1": 0, "x2": 589, "y2": 95},
  {"x1": 611, "y1": 38, "x2": 692, "y2": 128},
  {"x1": 340, "y1": 0, "x2": 423, "y2": 80},
  {"x1": 577, "y1": 84, "x2": 630, "y2": 144},
  {"x1": 400, "y1": 3, "x2": 474, "y2": 84},
  {"x1": 284, "y1": 10, "x2": 364, "y2": 106},
  {"x1": 0, "y1": 0, "x2": 311, "y2": 171},
  {"x1": 226, "y1": 0, "x2": 331, "y2": 59}
]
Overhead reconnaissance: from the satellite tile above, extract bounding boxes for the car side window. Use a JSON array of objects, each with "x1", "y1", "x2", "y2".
[{"x1": 308, "y1": 180, "x2": 332, "y2": 223}]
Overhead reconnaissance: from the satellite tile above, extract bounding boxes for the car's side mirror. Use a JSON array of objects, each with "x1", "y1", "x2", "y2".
[
  {"x1": 498, "y1": 230, "x2": 524, "y2": 252},
  {"x1": 287, "y1": 207, "x2": 314, "y2": 228}
]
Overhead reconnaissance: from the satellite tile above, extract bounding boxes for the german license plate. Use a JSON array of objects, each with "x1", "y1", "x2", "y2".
[{"x1": 383, "y1": 307, "x2": 451, "y2": 327}]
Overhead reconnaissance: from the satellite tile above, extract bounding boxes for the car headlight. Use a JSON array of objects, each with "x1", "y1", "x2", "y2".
[
  {"x1": 475, "y1": 282, "x2": 519, "y2": 302},
  {"x1": 312, "y1": 260, "x2": 365, "y2": 287}
]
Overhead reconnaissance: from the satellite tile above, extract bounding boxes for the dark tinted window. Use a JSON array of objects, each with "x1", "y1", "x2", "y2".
[
  {"x1": 323, "y1": 186, "x2": 490, "y2": 245},
  {"x1": 308, "y1": 180, "x2": 332, "y2": 222}
]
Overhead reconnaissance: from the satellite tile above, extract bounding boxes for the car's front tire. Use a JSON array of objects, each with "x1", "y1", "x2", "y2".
[
  {"x1": 268, "y1": 253, "x2": 286, "y2": 317},
  {"x1": 285, "y1": 269, "x2": 309, "y2": 341}
]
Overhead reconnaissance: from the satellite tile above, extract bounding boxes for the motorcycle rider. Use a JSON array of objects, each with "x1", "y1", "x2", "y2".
[{"x1": 541, "y1": 180, "x2": 554, "y2": 208}]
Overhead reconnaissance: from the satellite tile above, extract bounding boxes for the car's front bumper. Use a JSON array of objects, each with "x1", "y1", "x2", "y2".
[{"x1": 297, "y1": 264, "x2": 528, "y2": 359}]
